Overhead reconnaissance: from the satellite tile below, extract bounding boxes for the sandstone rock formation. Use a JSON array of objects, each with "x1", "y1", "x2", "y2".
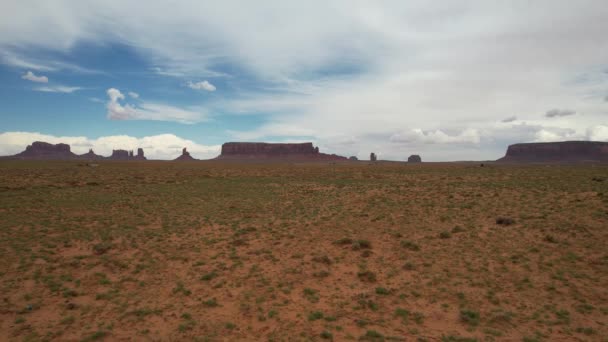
[
  {"x1": 134, "y1": 148, "x2": 147, "y2": 160},
  {"x1": 79, "y1": 149, "x2": 104, "y2": 160},
  {"x1": 497, "y1": 141, "x2": 608, "y2": 163},
  {"x1": 108, "y1": 148, "x2": 147, "y2": 160},
  {"x1": 7, "y1": 141, "x2": 148, "y2": 160},
  {"x1": 408, "y1": 155, "x2": 422, "y2": 163},
  {"x1": 13, "y1": 141, "x2": 77, "y2": 159},
  {"x1": 217, "y1": 142, "x2": 346, "y2": 160},
  {"x1": 174, "y1": 147, "x2": 196, "y2": 161},
  {"x1": 370, "y1": 153, "x2": 377, "y2": 162},
  {"x1": 109, "y1": 149, "x2": 131, "y2": 160}
]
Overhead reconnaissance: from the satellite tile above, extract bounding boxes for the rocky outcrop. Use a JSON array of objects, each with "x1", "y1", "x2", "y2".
[
  {"x1": 174, "y1": 147, "x2": 196, "y2": 161},
  {"x1": 349, "y1": 156, "x2": 358, "y2": 161},
  {"x1": 497, "y1": 141, "x2": 608, "y2": 163},
  {"x1": 78, "y1": 149, "x2": 104, "y2": 160},
  {"x1": 7, "y1": 141, "x2": 149, "y2": 160},
  {"x1": 108, "y1": 148, "x2": 147, "y2": 160},
  {"x1": 109, "y1": 149, "x2": 131, "y2": 160},
  {"x1": 408, "y1": 155, "x2": 422, "y2": 163},
  {"x1": 13, "y1": 141, "x2": 77, "y2": 159},
  {"x1": 134, "y1": 148, "x2": 147, "y2": 160},
  {"x1": 370, "y1": 153, "x2": 377, "y2": 162},
  {"x1": 217, "y1": 142, "x2": 347, "y2": 160}
]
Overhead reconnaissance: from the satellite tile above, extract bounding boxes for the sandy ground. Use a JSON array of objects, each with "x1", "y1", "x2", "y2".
[{"x1": 0, "y1": 161, "x2": 607, "y2": 341}]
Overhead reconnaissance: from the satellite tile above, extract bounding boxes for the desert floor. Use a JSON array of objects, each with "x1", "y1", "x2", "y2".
[{"x1": 1, "y1": 161, "x2": 607, "y2": 341}]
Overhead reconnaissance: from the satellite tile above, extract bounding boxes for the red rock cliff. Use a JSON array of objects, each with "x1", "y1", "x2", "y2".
[
  {"x1": 13, "y1": 141, "x2": 77, "y2": 159},
  {"x1": 497, "y1": 141, "x2": 608, "y2": 162},
  {"x1": 218, "y1": 142, "x2": 346, "y2": 160}
]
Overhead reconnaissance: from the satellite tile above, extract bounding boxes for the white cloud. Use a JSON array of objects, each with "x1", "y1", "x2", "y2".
[
  {"x1": 21, "y1": 70, "x2": 48, "y2": 83},
  {"x1": 390, "y1": 128, "x2": 481, "y2": 145},
  {"x1": 0, "y1": 131, "x2": 221, "y2": 160},
  {"x1": 545, "y1": 109, "x2": 576, "y2": 118},
  {"x1": 1, "y1": 51, "x2": 102, "y2": 74},
  {"x1": 586, "y1": 125, "x2": 608, "y2": 141},
  {"x1": 533, "y1": 127, "x2": 581, "y2": 142},
  {"x1": 128, "y1": 91, "x2": 139, "y2": 99},
  {"x1": 187, "y1": 80, "x2": 216, "y2": 91},
  {"x1": 106, "y1": 88, "x2": 206, "y2": 124},
  {"x1": 35, "y1": 86, "x2": 81, "y2": 93}
]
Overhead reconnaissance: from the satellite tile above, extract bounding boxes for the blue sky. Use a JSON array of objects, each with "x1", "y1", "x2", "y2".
[{"x1": 1, "y1": 1, "x2": 607, "y2": 160}]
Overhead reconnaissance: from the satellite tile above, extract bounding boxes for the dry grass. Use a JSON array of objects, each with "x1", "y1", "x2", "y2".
[{"x1": 0, "y1": 160, "x2": 607, "y2": 341}]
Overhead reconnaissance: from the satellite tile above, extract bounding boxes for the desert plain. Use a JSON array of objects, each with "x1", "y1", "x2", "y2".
[{"x1": 0, "y1": 161, "x2": 607, "y2": 341}]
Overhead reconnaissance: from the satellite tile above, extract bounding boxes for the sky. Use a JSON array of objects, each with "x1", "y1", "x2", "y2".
[{"x1": 1, "y1": 1, "x2": 607, "y2": 161}]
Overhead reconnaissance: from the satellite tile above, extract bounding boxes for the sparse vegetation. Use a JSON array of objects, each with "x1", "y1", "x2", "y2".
[{"x1": 0, "y1": 161, "x2": 606, "y2": 340}]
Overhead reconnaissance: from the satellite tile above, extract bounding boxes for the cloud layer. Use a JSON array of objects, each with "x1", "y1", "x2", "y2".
[
  {"x1": 187, "y1": 81, "x2": 216, "y2": 91},
  {"x1": 1, "y1": 1, "x2": 608, "y2": 160},
  {"x1": 35, "y1": 85, "x2": 81, "y2": 93},
  {"x1": 0, "y1": 131, "x2": 220, "y2": 160},
  {"x1": 21, "y1": 70, "x2": 48, "y2": 83},
  {"x1": 106, "y1": 88, "x2": 206, "y2": 124},
  {"x1": 545, "y1": 109, "x2": 576, "y2": 118}
]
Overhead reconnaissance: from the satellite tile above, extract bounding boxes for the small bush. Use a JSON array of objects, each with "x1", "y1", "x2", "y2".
[
  {"x1": 439, "y1": 231, "x2": 451, "y2": 239},
  {"x1": 495, "y1": 217, "x2": 515, "y2": 226},
  {"x1": 375, "y1": 287, "x2": 390, "y2": 295},
  {"x1": 308, "y1": 311, "x2": 324, "y2": 321},
  {"x1": 544, "y1": 235, "x2": 557, "y2": 243},
  {"x1": 200, "y1": 271, "x2": 217, "y2": 281},
  {"x1": 401, "y1": 240, "x2": 420, "y2": 251},
  {"x1": 312, "y1": 255, "x2": 332, "y2": 264},
  {"x1": 460, "y1": 309, "x2": 480, "y2": 326},
  {"x1": 451, "y1": 226, "x2": 465, "y2": 233},
  {"x1": 334, "y1": 238, "x2": 353, "y2": 245},
  {"x1": 357, "y1": 271, "x2": 377, "y2": 282},
  {"x1": 353, "y1": 240, "x2": 372, "y2": 250},
  {"x1": 320, "y1": 331, "x2": 333, "y2": 339},
  {"x1": 92, "y1": 242, "x2": 112, "y2": 255}
]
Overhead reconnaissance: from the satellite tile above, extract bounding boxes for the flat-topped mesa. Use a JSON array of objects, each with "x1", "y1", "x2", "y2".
[
  {"x1": 221, "y1": 142, "x2": 317, "y2": 156},
  {"x1": 174, "y1": 147, "x2": 196, "y2": 161},
  {"x1": 497, "y1": 141, "x2": 608, "y2": 163},
  {"x1": 218, "y1": 142, "x2": 346, "y2": 160},
  {"x1": 109, "y1": 149, "x2": 131, "y2": 160},
  {"x1": 108, "y1": 148, "x2": 147, "y2": 160},
  {"x1": 14, "y1": 141, "x2": 77, "y2": 159}
]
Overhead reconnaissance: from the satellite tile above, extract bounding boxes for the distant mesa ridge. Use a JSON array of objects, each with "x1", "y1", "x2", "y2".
[
  {"x1": 217, "y1": 142, "x2": 346, "y2": 160},
  {"x1": 10, "y1": 141, "x2": 147, "y2": 160},
  {"x1": 10, "y1": 140, "x2": 608, "y2": 162},
  {"x1": 15, "y1": 141, "x2": 77, "y2": 159},
  {"x1": 497, "y1": 141, "x2": 608, "y2": 162}
]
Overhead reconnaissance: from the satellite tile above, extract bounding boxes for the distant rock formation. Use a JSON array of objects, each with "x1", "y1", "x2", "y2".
[
  {"x1": 497, "y1": 141, "x2": 608, "y2": 163},
  {"x1": 79, "y1": 148, "x2": 104, "y2": 160},
  {"x1": 174, "y1": 147, "x2": 196, "y2": 161},
  {"x1": 12, "y1": 141, "x2": 77, "y2": 160},
  {"x1": 408, "y1": 155, "x2": 422, "y2": 163},
  {"x1": 6, "y1": 141, "x2": 148, "y2": 160},
  {"x1": 217, "y1": 142, "x2": 346, "y2": 160},
  {"x1": 349, "y1": 156, "x2": 358, "y2": 161},
  {"x1": 109, "y1": 149, "x2": 131, "y2": 160},
  {"x1": 370, "y1": 153, "x2": 377, "y2": 162},
  {"x1": 108, "y1": 148, "x2": 147, "y2": 160},
  {"x1": 134, "y1": 148, "x2": 147, "y2": 160}
]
